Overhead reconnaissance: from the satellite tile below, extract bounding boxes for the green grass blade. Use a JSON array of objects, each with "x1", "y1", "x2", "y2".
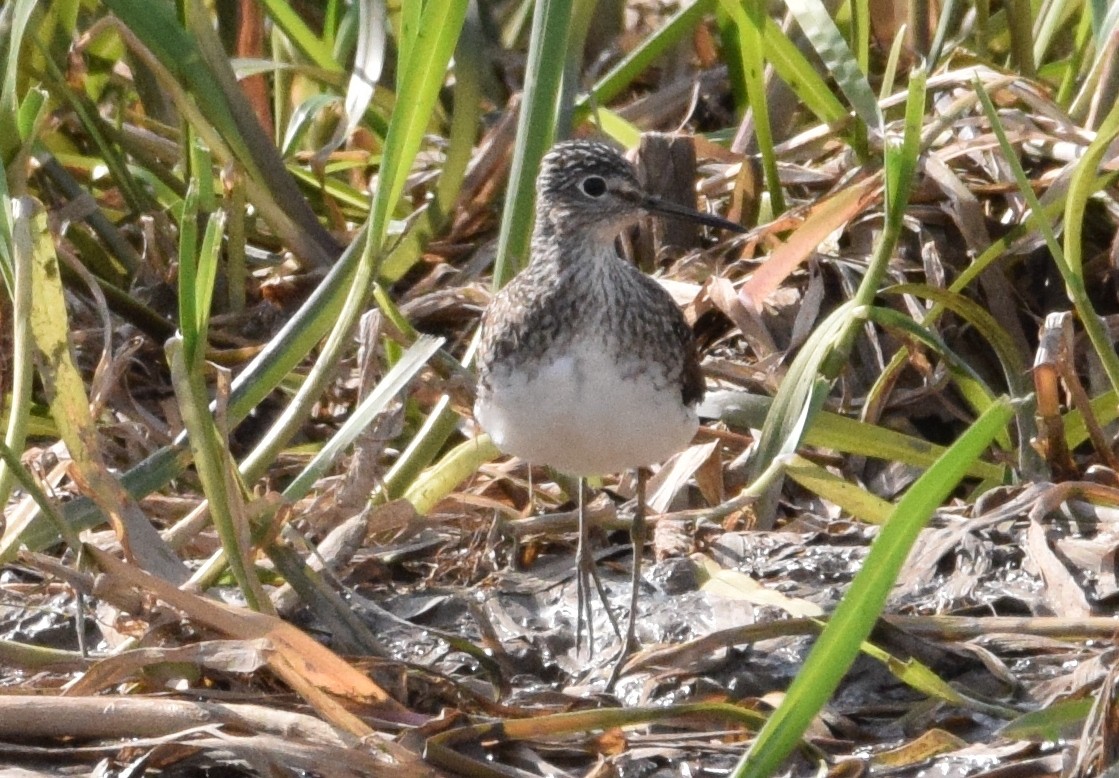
[
  {"x1": 0, "y1": 197, "x2": 35, "y2": 509},
  {"x1": 1005, "y1": 0, "x2": 1036, "y2": 76},
  {"x1": 404, "y1": 434, "x2": 502, "y2": 516},
  {"x1": 192, "y1": 210, "x2": 225, "y2": 362},
  {"x1": 280, "y1": 94, "x2": 341, "y2": 156},
  {"x1": 749, "y1": 67, "x2": 924, "y2": 522},
  {"x1": 166, "y1": 337, "x2": 269, "y2": 612},
  {"x1": 102, "y1": 0, "x2": 339, "y2": 267},
  {"x1": 37, "y1": 48, "x2": 153, "y2": 217},
  {"x1": 11, "y1": 201, "x2": 186, "y2": 580},
  {"x1": 852, "y1": 0, "x2": 870, "y2": 76},
  {"x1": 367, "y1": 0, "x2": 466, "y2": 249},
  {"x1": 1060, "y1": 90, "x2": 1119, "y2": 392},
  {"x1": 717, "y1": 0, "x2": 785, "y2": 214},
  {"x1": 782, "y1": 454, "x2": 893, "y2": 524},
  {"x1": 316, "y1": 0, "x2": 386, "y2": 158},
  {"x1": 883, "y1": 282, "x2": 1034, "y2": 454},
  {"x1": 884, "y1": 283, "x2": 1028, "y2": 389},
  {"x1": 281, "y1": 335, "x2": 444, "y2": 501},
  {"x1": 380, "y1": 3, "x2": 483, "y2": 280},
  {"x1": 703, "y1": 390, "x2": 1007, "y2": 482},
  {"x1": 761, "y1": 14, "x2": 847, "y2": 126},
  {"x1": 785, "y1": 0, "x2": 882, "y2": 131},
  {"x1": 732, "y1": 398, "x2": 1015, "y2": 777},
  {"x1": 176, "y1": 182, "x2": 201, "y2": 359},
  {"x1": 863, "y1": 306, "x2": 1001, "y2": 429},
  {"x1": 257, "y1": 0, "x2": 342, "y2": 72},
  {"x1": 999, "y1": 697, "x2": 1094, "y2": 742},
  {"x1": 580, "y1": 0, "x2": 715, "y2": 109},
  {"x1": 0, "y1": 0, "x2": 38, "y2": 162},
  {"x1": 746, "y1": 301, "x2": 853, "y2": 507},
  {"x1": 239, "y1": 0, "x2": 466, "y2": 482},
  {"x1": 976, "y1": 79, "x2": 1119, "y2": 397},
  {"x1": 492, "y1": 0, "x2": 575, "y2": 287}
]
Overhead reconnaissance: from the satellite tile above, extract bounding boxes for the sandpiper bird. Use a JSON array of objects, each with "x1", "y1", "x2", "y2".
[{"x1": 475, "y1": 139, "x2": 743, "y2": 660}]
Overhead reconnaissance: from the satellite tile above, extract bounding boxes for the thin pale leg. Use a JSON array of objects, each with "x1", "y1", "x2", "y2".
[
  {"x1": 608, "y1": 467, "x2": 648, "y2": 687},
  {"x1": 574, "y1": 479, "x2": 621, "y2": 655},
  {"x1": 575, "y1": 478, "x2": 592, "y2": 651}
]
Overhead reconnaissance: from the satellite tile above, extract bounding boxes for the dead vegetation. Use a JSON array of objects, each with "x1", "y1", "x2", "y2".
[{"x1": 4, "y1": 1, "x2": 1119, "y2": 776}]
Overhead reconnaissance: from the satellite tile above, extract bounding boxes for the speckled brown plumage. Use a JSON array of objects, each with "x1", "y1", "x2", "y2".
[
  {"x1": 473, "y1": 139, "x2": 741, "y2": 658},
  {"x1": 475, "y1": 141, "x2": 715, "y2": 478},
  {"x1": 476, "y1": 234, "x2": 704, "y2": 408}
]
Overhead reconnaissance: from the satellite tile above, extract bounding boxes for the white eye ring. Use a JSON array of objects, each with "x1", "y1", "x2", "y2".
[{"x1": 580, "y1": 176, "x2": 607, "y2": 197}]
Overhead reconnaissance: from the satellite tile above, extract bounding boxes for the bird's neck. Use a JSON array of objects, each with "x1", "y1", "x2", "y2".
[{"x1": 530, "y1": 212, "x2": 624, "y2": 273}]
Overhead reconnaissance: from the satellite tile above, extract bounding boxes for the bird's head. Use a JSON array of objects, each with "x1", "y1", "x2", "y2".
[{"x1": 534, "y1": 140, "x2": 744, "y2": 241}]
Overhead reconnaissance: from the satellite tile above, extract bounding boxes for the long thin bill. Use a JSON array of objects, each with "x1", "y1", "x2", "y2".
[{"x1": 641, "y1": 194, "x2": 746, "y2": 233}]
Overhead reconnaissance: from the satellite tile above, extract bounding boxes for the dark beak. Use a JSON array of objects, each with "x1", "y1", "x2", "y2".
[{"x1": 641, "y1": 194, "x2": 746, "y2": 233}]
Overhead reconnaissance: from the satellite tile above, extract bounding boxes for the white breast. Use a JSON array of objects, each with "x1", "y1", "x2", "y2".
[{"x1": 475, "y1": 338, "x2": 698, "y2": 477}]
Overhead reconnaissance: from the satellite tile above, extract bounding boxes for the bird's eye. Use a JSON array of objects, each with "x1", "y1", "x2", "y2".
[{"x1": 580, "y1": 176, "x2": 607, "y2": 197}]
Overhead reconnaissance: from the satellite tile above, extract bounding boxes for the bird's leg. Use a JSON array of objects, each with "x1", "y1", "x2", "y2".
[
  {"x1": 608, "y1": 466, "x2": 648, "y2": 687},
  {"x1": 625, "y1": 467, "x2": 649, "y2": 652},
  {"x1": 574, "y1": 477, "x2": 593, "y2": 652},
  {"x1": 574, "y1": 478, "x2": 622, "y2": 656}
]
